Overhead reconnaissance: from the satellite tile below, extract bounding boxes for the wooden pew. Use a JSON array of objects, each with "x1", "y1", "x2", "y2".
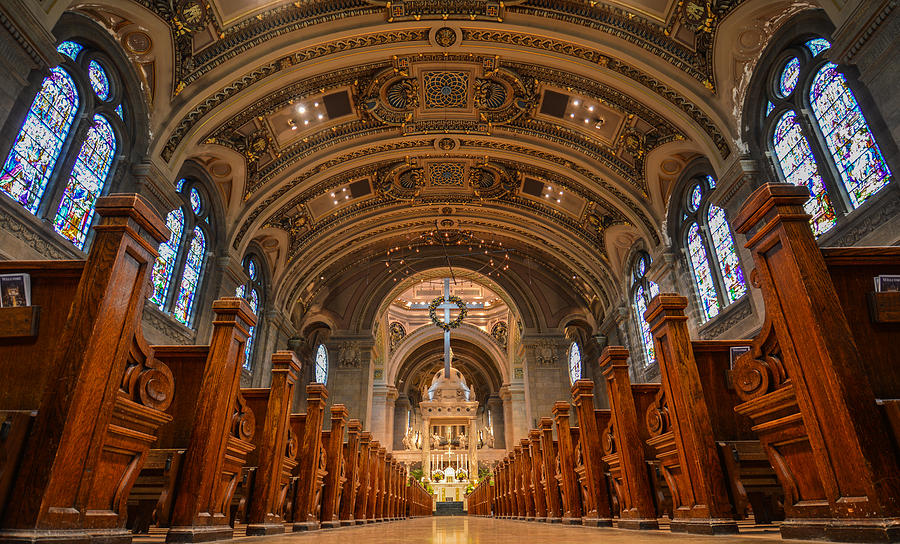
[
  {"x1": 339, "y1": 419, "x2": 361, "y2": 526},
  {"x1": 644, "y1": 294, "x2": 744, "y2": 535},
  {"x1": 319, "y1": 405, "x2": 348, "y2": 528},
  {"x1": 288, "y1": 384, "x2": 328, "y2": 531},
  {"x1": 528, "y1": 429, "x2": 548, "y2": 521},
  {"x1": 510, "y1": 450, "x2": 523, "y2": 519},
  {"x1": 552, "y1": 402, "x2": 582, "y2": 524},
  {"x1": 353, "y1": 432, "x2": 372, "y2": 524},
  {"x1": 597, "y1": 349, "x2": 660, "y2": 530},
  {"x1": 731, "y1": 183, "x2": 900, "y2": 542},
  {"x1": 131, "y1": 297, "x2": 256, "y2": 542},
  {"x1": 364, "y1": 440, "x2": 380, "y2": 521},
  {"x1": 570, "y1": 382, "x2": 614, "y2": 527},
  {"x1": 519, "y1": 440, "x2": 536, "y2": 520},
  {"x1": 0, "y1": 195, "x2": 173, "y2": 544},
  {"x1": 538, "y1": 417, "x2": 562, "y2": 523},
  {"x1": 237, "y1": 352, "x2": 300, "y2": 535}
]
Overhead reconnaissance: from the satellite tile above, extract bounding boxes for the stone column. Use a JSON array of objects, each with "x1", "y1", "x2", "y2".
[
  {"x1": 486, "y1": 394, "x2": 505, "y2": 449},
  {"x1": 392, "y1": 392, "x2": 411, "y2": 450},
  {"x1": 369, "y1": 383, "x2": 398, "y2": 447},
  {"x1": 499, "y1": 384, "x2": 527, "y2": 449},
  {"x1": 326, "y1": 334, "x2": 374, "y2": 427}
]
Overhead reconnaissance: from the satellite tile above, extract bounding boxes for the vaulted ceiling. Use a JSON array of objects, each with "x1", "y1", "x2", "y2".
[{"x1": 72, "y1": 0, "x2": 807, "y2": 331}]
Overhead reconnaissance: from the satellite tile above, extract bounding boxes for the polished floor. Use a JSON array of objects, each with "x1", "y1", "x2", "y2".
[{"x1": 229, "y1": 517, "x2": 808, "y2": 544}]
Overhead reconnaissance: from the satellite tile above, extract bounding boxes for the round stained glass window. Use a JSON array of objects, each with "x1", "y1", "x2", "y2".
[
  {"x1": 189, "y1": 187, "x2": 202, "y2": 214},
  {"x1": 779, "y1": 57, "x2": 800, "y2": 97},
  {"x1": 568, "y1": 342, "x2": 582, "y2": 384},
  {"x1": 88, "y1": 60, "x2": 110, "y2": 101},
  {"x1": 314, "y1": 344, "x2": 328, "y2": 384},
  {"x1": 688, "y1": 184, "x2": 703, "y2": 212}
]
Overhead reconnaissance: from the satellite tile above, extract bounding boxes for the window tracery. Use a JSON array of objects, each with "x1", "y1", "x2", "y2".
[
  {"x1": 762, "y1": 36, "x2": 893, "y2": 236},
  {"x1": 568, "y1": 341, "x2": 582, "y2": 384},
  {"x1": 149, "y1": 178, "x2": 211, "y2": 327},
  {"x1": 315, "y1": 344, "x2": 328, "y2": 384},
  {"x1": 678, "y1": 175, "x2": 747, "y2": 323},
  {"x1": 0, "y1": 39, "x2": 128, "y2": 250},
  {"x1": 631, "y1": 252, "x2": 659, "y2": 367}
]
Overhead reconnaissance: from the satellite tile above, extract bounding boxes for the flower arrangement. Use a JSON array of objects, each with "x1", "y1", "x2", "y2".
[
  {"x1": 431, "y1": 471, "x2": 444, "y2": 481},
  {"x1": 428, "y1": 295, "x2": 467, "y2": 331},
  {"x1": 456, "y1": 470, "x2": 467, "y2": 480}
]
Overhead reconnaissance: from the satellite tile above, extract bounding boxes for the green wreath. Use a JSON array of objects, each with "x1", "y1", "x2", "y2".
[{"x1": 429, "y1": 295, "x2": 467, "y2": 331}]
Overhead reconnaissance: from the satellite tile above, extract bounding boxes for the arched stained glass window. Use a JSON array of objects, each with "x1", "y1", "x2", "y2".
[
  {"x1": 687, "y1": 222, "x2": 720, "y2": 320},
  {"x1": 761, "y1": 34, "x2": 894, "y2": 238},
  {"x1": 235, "y1": 254, "x2": 265, "y2": 371},
  {"x1": 0, "y1": 67, "x2": 78, "y2": 213},
  {"x1": 810, "y1": 63, "x2": 892, "y2": 208},
  {"x1": 150, "y1": 208, "x2": 185, "y2": 307},
  {"x1": 153, "y1": 178, "x2": 213, "y2": 329},
  {"x1": 53, "y1": 114, "x2": 116, "y2": 248},
  {"x1": 772, "y1": 110, "x2": 836, "y2": 235},
  {"x1": 631, "y1": 253, "x2": 658, "y2": 367},
  {"x1": 708, "y1": 206, "x2": 747, "y2": 303},
  {"x1": 88, "y1": 60, "x2": 110, "y2": 100},
  {"x1": 677, "y1": 173, "x2": 747, "y2": 324},
  {"x1": 173, "y1": 226, "x2": 206, "y2": 325},
  {"x1": 189, "y1": 187, "x2": 202, "y2": 214},
  {"x1": 779, "y1": 57, "x2": 800, "y2": 96},
  {"x1": 315, "y1": 344, "x2": 328, "y2": 384},
  {"x1": 57, "y1": 41, "x2": 82, "y2": 61},
  {"x1": 568, "y1": 342, "x2": 582, "y2": 384}
]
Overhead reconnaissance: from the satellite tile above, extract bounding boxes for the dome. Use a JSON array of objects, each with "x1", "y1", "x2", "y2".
[{"x1": 426, "y1": 364, "x2": 472, "y2": 401}]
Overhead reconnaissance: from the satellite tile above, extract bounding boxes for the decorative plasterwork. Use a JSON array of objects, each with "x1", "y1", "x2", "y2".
[
  {"x1": 161, "y1": 29, "x2": 428, "y2": 160},
  {"x1": 133, "y1": 0, "x2": 744, "y2": 98},
  {"x1": 163, "y1": 31, "x2": 722, "y2": 163}
]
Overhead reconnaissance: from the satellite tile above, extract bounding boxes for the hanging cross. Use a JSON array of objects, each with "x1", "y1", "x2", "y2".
[{"x1": 437, "y1": 278, "x2": 455, "y2": 378}]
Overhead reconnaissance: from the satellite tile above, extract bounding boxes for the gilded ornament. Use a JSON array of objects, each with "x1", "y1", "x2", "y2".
[{"x1": 429, "y1": 295, "x2": 468, "y2": 331}]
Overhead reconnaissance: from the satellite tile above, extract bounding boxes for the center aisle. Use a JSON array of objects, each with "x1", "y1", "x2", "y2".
[{"x1": 246, "y1": 517, "x2": 805, "y2": 543}]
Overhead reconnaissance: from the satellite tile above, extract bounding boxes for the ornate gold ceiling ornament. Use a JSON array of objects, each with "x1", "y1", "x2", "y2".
[
  {"x1": 378, "y1": 0, "x2": 524, "y2": 22},
  {"x1": 377, "y1": 161, "x2": 425, "y2": 201},
  {"x1": 433, "y1": 27, "x2": 458, "y2": 47},
  {"x1": 360, "y1": 58, "x2": 534, "y2": 136},
  {"x1": 679, "y1": 0, "x2": 717, "y2": 34}
]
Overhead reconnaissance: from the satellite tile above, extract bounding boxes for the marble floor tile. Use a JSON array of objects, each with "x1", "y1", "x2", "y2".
[{"x1": 231, "y1": 517, "x2": 811, "y2": 544}]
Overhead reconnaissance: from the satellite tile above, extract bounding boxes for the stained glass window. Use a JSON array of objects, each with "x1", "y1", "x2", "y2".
[
  {"x1": 766, "y1": 101, "x2": 775, "y2": 117},
  {"x1": 810, "y1": 63, "x2": 892, "y2": 208},
  {"x1": 706, "y1": 175, "x2": 717, "y2": 189},
  {"x1": 88, "y1": 61, "x2": 110, "y2": 101},
  {"x1": 242, "y1": 288, "x2": 260, "y2": 370},
  {"x1": 150, "y1": 208, "x2": 185, "y2": 307},
  {"x1": 189, "y1": 187, "x2": 202, "y2": 214},
  {"x1": 173, "y1": 226, "x2": 206, "y2": 325},
  {"x1": 805, "y1": 38, "x2": 831, "y2": 56},
  {"x1": 687, "y1": 223, "x2": 720, "y2": 321},
  {"x1": 688, "y1": 184, "x2": 703, "y2": 211},
  {"x1": 315, "y1": 344, "x2": 328, "y2": 383},
  {"x1": 634, "y1": 286, "x2": 655, "y2": 366},
  {"x1": 568, "y1": 342, "x2": 581, "y2": 384},
  {"x1": 176, "y1": 178, "x2": 186, "y2": 191},
  {"x1": 772, "y1": 110, "x2": 836, "y2": 235},
  {"x1": 248, "y1": 259, "x2": 257, "y2": 280},
  {"x1": 53, "y1": 114, "x2": 116, "y2": 248},
  {"x1": 114, "y1": 104, "x2": 123, "y2": 119},
  {"x1": 57, "y1": 41, "x2": 82, "y2": 61},
  {"x1": 0, "y1": 68, "x2": 78, "y2": 213},
  {"x1": 708, "y1": 206, "x2": 747, "y2": 303},
  {"x1": 779, "y1": 57, "x2": 800, "y2": 96}
]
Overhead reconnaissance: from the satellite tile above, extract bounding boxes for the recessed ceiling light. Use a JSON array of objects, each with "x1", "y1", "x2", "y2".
[
  {"x1": 314, "y1": 102, "x2": 320, "y2": 107},
  {"x1": 304, "y1": 119, "x2": 309, "y2": 125},
  {"x1": 573, "y1": 99, "x2": 580, "y2": 106},
  {"x1": 330, "y1": 192, "x2": 335, "y2": 197},
  {"x1": 588, "y1": 105, "x2": 595, "y2": 112},
  {"x1": 333, "y1": 200, "x2": 338, "y2": 205},
  {"x1": 318, "y1": 114, "x2": 324, "y2": 120},
  {"x1": 298, "y1": 105, "x2": 306, "y2": 113},
  {"x1": 556, "y1": 199, "x2": 561, "y2": 203},
  {"x1": 584, "y1": 118, "x2": 590, "y2": 123},
  {"x1": 569, "y1": 113, "x2": 575, "y2": 118}
]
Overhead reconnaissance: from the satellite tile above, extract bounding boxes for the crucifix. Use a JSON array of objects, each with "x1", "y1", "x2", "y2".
[{"x1": 436, "y1": 278, "x2": 455, "y2": 379}]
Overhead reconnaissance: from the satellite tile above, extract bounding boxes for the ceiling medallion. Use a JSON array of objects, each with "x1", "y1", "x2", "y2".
[
  {"x1": 423, "y1": 71, "x2": 468, "y2": 109},
  {"x1": 435, "y1": 27, "x2": 457, "y2": 47}
]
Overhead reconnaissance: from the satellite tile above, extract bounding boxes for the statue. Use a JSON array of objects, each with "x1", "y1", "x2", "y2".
[
  {"x1": 458, "y1": 433, "x2": 468, "y2": 448},
  {"x1": 431, "y1": 433, "x2": 441, "y2": 449},
  {"x1": 402, "y1": 431, "x2": 414, "y2": 450}
]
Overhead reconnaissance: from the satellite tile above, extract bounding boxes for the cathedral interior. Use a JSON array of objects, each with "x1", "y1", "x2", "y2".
[{"x1": 0, "y1": 0, "x2": 898, "y2": 542}]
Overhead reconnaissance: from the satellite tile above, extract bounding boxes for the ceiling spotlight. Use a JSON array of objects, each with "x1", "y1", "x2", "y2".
[
  {"x1": 558, "y1": 191, "x2": 563, "y2": 195},
  {"x1": 573, "y1": 99, "x2": 580, "y2": 106},
  {"x1": 318, "y1": 114, "x2": 324, "y2": 120},
  {"x1": 556, "y1": 199, "x2": 561, "y2": 203},
  {"x1": 588, "y1": 105, "x2": 595, "y2": 112},
  {"x1": 304, "y1": 119, "x2": 309, "y2": 125},
  {"x1": 333, "y1": 200, "x2": 338, "y2": 205},
  {"x1": 569, "y1": 113, "x2": 575, "y2": 118},
  {"x1": 314, "y1": 102, "x2": 320, "y2": 107},
  {"x1": 297, "y1": 105, "x2": 306, "y2": 114},
  {"x1": 330, "y1": 192, "x2": 335, "y2": 197},
  {"x1": 584, "y1": 118, "x2": 590, "y2": 123}
]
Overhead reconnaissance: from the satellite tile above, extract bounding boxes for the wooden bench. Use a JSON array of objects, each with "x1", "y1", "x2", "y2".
[
  {"x1": 339, "y1": 419, "x2": 362, "y2": 525},
  {"x1": 319, "y1": 405, "x2": 348, "y2": 528},
  {"x1": 538, "y1": 418, "x2": 562, "y2": 522},
  {"x1": 731, "y1": 183, "x2": 900, "y2": 542},
  {"x1": 0, "y1": 194, "x2": 173, "y2": 544},
  {"x1": 353, "y1": 431, "x2": 372, "y2": 524},
  {"x1": 128, "y1": 297, "x2": 257, "y2": 542},
  {"x1": 552, "y1": 402, "x2": 582, "y2": 524},
  {"x1": 234, "y1": 351, "x2": 300, "y2": 535},
  {"x1": 287, "y1": 384, "x2": 328, "y2": 531},
  {"x1": 570, "y1": 381, "x2": 614, "y2": 527}
]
